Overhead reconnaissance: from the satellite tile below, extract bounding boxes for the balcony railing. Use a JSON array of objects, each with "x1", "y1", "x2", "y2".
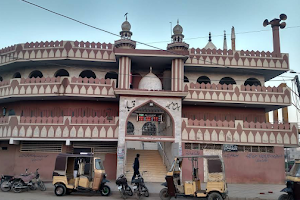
[
  {"x1": 0, "y1": 77, "x2": 116, "y2": 101},
  {"x1": 182, "y1": 118, "x2": 298, "y2": 147},
  {"x1": 184, "y1": 82, "x2": 291, "y2": 106},
  {"x1": 186, "y1": 48, "x2": 289, "y2": 70},
  {"x1": 0, "y1": 41, "x2": 115, "y2": 66},
  {"x1": 0, "y1": 116, "x2": 119, "y2": 139}
]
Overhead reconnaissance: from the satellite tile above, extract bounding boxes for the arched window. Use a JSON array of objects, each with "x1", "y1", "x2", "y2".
[
  {"x1": 197, "y1": 76, "x2": 211, "y2": 84},
  {"x1": 184, "y1": 76, "x2": 189, "y2": 83},
  {"x1": 8, "y1": 109, "x2": 15, "y2": 116},
  {"x1": 13, "y1": 72, "x2": 21, "y2": 78},
  {"x1": 244, "y1": 78, "x2": 261, "y2": 86},
  {"x1": 142, "y1": 122, "x2": 156, "y2": 136},
  {"x1": 79, "y1": 70, "x2": 96, "y2": 79},
  {"x1": 0, "y1": 76, "x2": 3, "y2": 82},
  {"x1": 127, "y1": 121, "x2": 134, "y2": 135},
  {"x1": 54, "y1": 69, "x2": 69, "y2": 77},
  {"x1": 219, "y1": 77, "x2": 236, "y2": 85},
  {"x1": 29, "y1": 70, "x2": 43, "y2": 78},
  {"x1": 105, "y1": 71, "x2": 118, "y2": 87}
]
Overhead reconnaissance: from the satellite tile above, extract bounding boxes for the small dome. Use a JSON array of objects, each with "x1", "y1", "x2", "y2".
[
  {"x1": 121, "y1": 20, "x2": 131, "y2": 31},
  {"x1": 173, "y1": 24, "x2": 183, "y2": 35},
  {"x1": 204, "y1": 41, "x2": 217, "y2": 50},
  {"x1": 138, "y1": 67, "x2": 162, "y2": 91}
]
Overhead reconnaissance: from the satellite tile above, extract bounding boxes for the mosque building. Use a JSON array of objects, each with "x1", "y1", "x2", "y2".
[{"x1": 0, "y1": 15, "x2": 297, "y2": 184}]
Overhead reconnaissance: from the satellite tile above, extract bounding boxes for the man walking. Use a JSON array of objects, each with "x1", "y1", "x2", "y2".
[{"x1": 132, "y1": 154, "x2": 140, "y2": 182}]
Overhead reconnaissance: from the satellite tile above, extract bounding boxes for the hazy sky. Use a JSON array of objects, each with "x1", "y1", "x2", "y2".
[{"x1": 0, "y1": 0, "x2": 300, "y2": 124}]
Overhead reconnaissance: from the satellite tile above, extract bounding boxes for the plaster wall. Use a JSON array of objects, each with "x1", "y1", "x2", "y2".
[
  {"x1": 182, "y1": 105, "x2": 266, "y2": 122},
  {"x1": 0, "y1": 142, "x2": 117, "y2": 181},
  {"x1": 182, "y1": 145, "x2": 285, "y2": 184},
  {"x1": 184, "y1": 71, "x2": 265, "y2": 86},
  {"x1": 2, "y1": 100, "x2": 119, "y2": 117}
]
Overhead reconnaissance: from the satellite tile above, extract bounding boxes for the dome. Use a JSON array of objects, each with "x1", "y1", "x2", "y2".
[
  {"x1": 138, "y1": 67, "x2": 162, "y2": 91},
  {"x1": 121, "y1": 20, "x2": 131, "y2": 31},
  {"x1": 173, "y1": 24, "x2": 183, "y2": 35},
  {"x1": 204, "y1": 41, "x2": 217, "y2": 50}
]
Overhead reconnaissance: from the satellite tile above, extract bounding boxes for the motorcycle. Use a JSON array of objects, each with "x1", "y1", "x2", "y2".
[
  {"x1": 0, "y1": 175, "x2": 15, "y2": 192},
  {"x1": 116, "y1": 173, "x2": 133, "y2": 199},
  {"x1": 12, "y1": 168, "x2": 46, "y2": 193},
  {"x1": 132, "y1": 171, "x2": 149, "y2": 200}
]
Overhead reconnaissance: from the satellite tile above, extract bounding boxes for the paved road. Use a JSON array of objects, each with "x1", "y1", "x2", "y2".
[{"x1": 0, "y1": 182, "x2": 285, "y2": 200}]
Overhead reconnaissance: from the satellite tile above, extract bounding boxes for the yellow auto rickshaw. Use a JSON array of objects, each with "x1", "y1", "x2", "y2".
[
  {"x1": 52, "y1": 153, "x2": 110, "y2": 196},
  {"x1": 278, "y1": 159, "x2": 300, "y2": 200},
  {"x1": 160, "y1": 155, "x2": 228, "y2": 200}
]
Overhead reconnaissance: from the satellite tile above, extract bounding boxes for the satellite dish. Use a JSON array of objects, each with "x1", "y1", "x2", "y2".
[
  {"x1": 280, "y1": 14, "x2": 287, "y2": 20},
  {"x1": 280, "y1": 22, "x2": 286, "y2": 29},
  {"x1": 263, "y1": 19, "x2": 269, "y2": 27}
]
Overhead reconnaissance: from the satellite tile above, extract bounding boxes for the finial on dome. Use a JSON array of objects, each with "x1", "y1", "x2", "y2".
[
  {"x1": 209, "y1": 32, "x2": 212, "y2": 42},
  {"x1": 177, "y1": 19, "x2": 179, "y2": 25},
  {"x1": 124, "y1": 13, "x2": 128, "y2": 21},
  {"x1": 150, "y1": 66, "x2": 152, "y2": 73}
]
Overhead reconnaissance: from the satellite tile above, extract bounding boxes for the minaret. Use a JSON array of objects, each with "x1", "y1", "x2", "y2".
[
  {"x1": 114, "y1": 14, "x2": 136, "y2": 49},
  {"x1": 231, "y1": 26, "x2": 236, "y2": 51},
  {"x1": 167, "y1": 20, "x2": 189, "y2": 51},
  {"x1": 223, "y1": 30, "x2": 227, "y2": 50}
]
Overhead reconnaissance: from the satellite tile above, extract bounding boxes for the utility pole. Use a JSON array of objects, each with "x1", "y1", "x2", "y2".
[{"x1": 295, "y1": 75, "x2": 300, "y2": 100}]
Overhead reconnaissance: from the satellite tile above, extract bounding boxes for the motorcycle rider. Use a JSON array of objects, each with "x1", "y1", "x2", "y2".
[{"x1": 131, "y1": 154, "x2": 140, "y2": 183}]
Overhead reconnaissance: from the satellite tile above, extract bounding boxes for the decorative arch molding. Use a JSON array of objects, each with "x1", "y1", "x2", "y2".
[{"x1": 118, "y1": 96, "x2": 182, "y2": 144}]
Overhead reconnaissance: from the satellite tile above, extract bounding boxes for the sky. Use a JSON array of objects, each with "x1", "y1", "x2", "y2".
[{"x1": 0, "y1": 0, "x2": 300, "y2": 124}]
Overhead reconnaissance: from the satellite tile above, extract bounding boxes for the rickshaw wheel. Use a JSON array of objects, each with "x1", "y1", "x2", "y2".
[
  {"x1": 100, "y1": 185, "x2": 111, "y2": 196},
  {"x1": 208, "y1": 192, "x2": 223, "y2": 200},
  {"x1": 159, "y1": 188, "x2": 171, "y2": 200},
  {"x1": 278, "y1": 194, "x2": 291, "y2": 200},
  {"x1": 54, "y1": 184, "x2": 66, "y2": 196}
]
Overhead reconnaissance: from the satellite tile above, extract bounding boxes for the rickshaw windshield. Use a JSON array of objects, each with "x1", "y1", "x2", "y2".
[
  {"x1": 289, "y1": 163, "x2": 300, "y2": 177},
  {"x1": 95, "y1": 159, "x2": 104, "y2": 170}
]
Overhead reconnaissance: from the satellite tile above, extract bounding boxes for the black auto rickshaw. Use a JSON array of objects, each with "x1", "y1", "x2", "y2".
[{"x1": 279, "y1": 159, "x2": 300, "y2": 200}]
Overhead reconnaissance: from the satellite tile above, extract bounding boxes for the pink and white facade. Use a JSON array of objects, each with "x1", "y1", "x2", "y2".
[{"x1": 0, "y1": 17, "x2": 298, "y2": 184}]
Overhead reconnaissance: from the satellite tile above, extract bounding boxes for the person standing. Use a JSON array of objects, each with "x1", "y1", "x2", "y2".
[{"x1": 132, "y1": 154, "x2": 140, "y2": 182}]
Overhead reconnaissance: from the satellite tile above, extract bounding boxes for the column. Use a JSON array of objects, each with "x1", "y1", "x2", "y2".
[
  {"x1": 282, "y1": 107, "x2": 289, "y2": 123},
  {"x1": 171, "y1": 58, "x2": 184, "y2": 91},
  {"x1": 273, "y1": 110, "x2": 279, "y2": 123},
  {"x1": 118, "y1": 57, "x2": 131, "y2": 89}
]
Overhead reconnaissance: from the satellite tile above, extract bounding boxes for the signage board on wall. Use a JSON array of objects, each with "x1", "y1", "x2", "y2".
[
  {"x1": 137, "y1": 114, "x2": 163, "y2": 122},
  {"x1": 223, "y1": 144, "x2": 238, "y2": 151}
]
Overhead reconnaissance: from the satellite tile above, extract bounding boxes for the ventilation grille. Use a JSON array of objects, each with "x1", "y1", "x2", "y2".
[
  {"x1": 20, "y1": 141, "x2": 63, "y2": 153},
  {"x1": 73, "y1": 142, "x2": 117, "y2": 153}
]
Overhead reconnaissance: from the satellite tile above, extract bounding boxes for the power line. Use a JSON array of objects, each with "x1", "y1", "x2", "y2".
[
  {"x1": 20, "y1": 0, "x2": 294, "y2": 77},
  {"x1": 147, "y1": 26, "x2": 300, "y2": 44}
]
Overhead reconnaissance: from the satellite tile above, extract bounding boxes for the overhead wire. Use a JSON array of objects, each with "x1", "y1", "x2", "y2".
[{"x1": 20, "y1": 0, "x2": 297, "y2": 79}]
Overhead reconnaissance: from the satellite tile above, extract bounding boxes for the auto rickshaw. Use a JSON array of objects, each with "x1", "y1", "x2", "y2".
[
  {"x1": 279, "y1": 159, "x2": 300, "y2": 200},
  {"x1": 52, "y1": 153, "x2": 110, "y2": 196},
  {"x1": 160, "y1": 155, "x2": 228, "y2": 200}
]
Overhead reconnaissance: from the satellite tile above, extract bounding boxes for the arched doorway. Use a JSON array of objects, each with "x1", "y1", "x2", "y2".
[
  {"x1": 244, "y1": 78, "x2": 261, "y2": 86},
  {"x1": 55, "y1": 69, "x2": 69, "y2": 77},
  {"x1": 79, "y1": 70, "x2": 96, "y2": 78},
  {"x1": 219, "y1": 77, "x2": 236, "y2": 85},
  {"x1": 105, "y1": 71, "x2": 118, "y2": 88}
]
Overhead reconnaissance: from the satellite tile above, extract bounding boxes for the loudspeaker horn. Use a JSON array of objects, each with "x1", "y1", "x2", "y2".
[
  {"x1": 263, "y1": 19, "x2": 269, "y2": 27},
  {"x1": 280, "y1": 22, "x2": 286, "y2": 29},
  {"x1": 280, "y1": 14, "x2": 287, "y2": 21}
]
